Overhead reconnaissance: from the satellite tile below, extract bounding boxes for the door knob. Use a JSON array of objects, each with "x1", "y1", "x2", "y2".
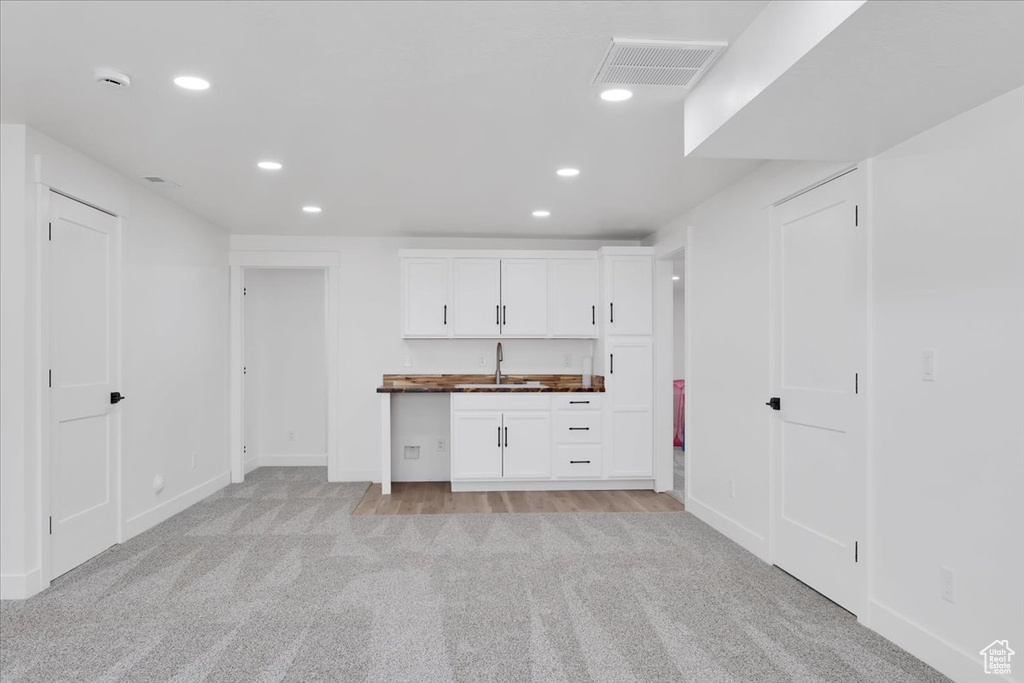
[
  {"x1": 110, "y1": 391, "x2": 126, "y2": 404},
  {"x1": 765, "y1": 397, "x2": 780, "y2": 411}
]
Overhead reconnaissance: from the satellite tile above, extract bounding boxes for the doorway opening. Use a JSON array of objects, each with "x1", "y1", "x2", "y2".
[
  {"x1": 242, "y1": 268, "x2": 329, "y2": 475},
  {"x1": 670, "y1": 253, "x2": 686, "y2": 501}
]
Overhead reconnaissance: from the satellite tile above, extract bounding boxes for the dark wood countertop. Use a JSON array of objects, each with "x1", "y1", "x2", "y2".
[{"x1": 377, "y1": 374, "x2": 605, "y2": 393}]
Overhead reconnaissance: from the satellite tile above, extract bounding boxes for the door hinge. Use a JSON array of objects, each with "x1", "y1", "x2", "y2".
[
  {"x1": 243, "y1": 287, "x2": 246, "y2": 296},
  {"x1": 48, "y1": 222, "x2": 52, "y2": 241},
  {"x1": 855, "y1": 372, "x2": 859, "y2": 394},
  {"x1": 243, "y1": 445, "x2": 247, "y2": 454},
  {"x1": 854, "y1": 205, "x2": 859, "y2": 226},
  {"x1": 243, "y1": 366, "x2": 247, "y2": 375},
  {"x1": 49, "y1": 516, "x2": 52, "y2": 535},
  {"x1": 855, "y1": 541, "x2": 859, "y2": 563}
]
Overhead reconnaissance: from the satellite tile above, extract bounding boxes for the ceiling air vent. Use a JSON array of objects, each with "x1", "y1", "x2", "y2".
[
  {"x1": 593, "y1": 39, "x2": 727, "y2": 89},
  {"x1": 140, "y1": 176, "x2": 180, "y2": 188}
]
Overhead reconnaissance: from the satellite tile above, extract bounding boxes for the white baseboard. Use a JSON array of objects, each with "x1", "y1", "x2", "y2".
[
  {"x1": 125, "y1": 472, "x2": 231, "y2": 538},
  {"x1": 685, "y1": 494, "x2": 770, "y2": 562},
  {"x1": 0, "y1": 568, "x2": 42, "y2": 600},
  {"x1": 451, "y1": 479, "x2": 655, "y2": 492},
  {"x1": 256, "y1": 454, "x2": 327, "y2": 467},
  {"x1": 866, "y1": 600, "x2": 1010, "y2": 683},
  {"x1": 244, "y1": 456, "x2": 259, "y2": 474},
  {"x1": 330, "y1": 467, "x2": 377, "y2": 483}
]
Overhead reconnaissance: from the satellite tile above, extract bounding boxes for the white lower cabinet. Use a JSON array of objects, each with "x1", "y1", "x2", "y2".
[
  {"x1": 451, "y1": 411, "x2": 503, "y2": 480},
  {"x1": 501, "y1": 412, "x2": 552, "y2": 479},
  {"x1": 606, "y1": 337, "x2": 654, "y2": 478}
]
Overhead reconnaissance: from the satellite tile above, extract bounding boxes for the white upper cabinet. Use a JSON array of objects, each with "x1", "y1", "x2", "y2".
[
  {"x1": 500, "y1": 259, "x2": 548, "y2": 337},
  {"x1": 401, "y1": 258, "x2": 451, "y2": 338},
  {"x1": 549, "y1": 259, "x2": 597, "y2": 338},
  {"x1": 603, "y1": 255, "x2": 653, "y2": 335},
  {"x1": 453, "y1": 258, "x2": 501, "y2": 337}
]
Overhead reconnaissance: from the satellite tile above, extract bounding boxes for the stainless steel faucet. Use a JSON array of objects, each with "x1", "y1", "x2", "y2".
[{"x1": 495, "y1": 342, "x2": 505, "y2": 385}]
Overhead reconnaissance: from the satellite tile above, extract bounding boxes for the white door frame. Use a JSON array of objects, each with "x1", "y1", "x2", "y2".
[
  {"x1": 228, "y1": 251, "x2": 340, "y2": 482},
  {"x1": 767, "y1": 165, "x2": 870, "y2": 618},
  {"x1": 39, "y1": 187, "x2": 125, "y2": 587},
  {"x1": 652, "y1": 242, "x2": 688, "y2": 496}
]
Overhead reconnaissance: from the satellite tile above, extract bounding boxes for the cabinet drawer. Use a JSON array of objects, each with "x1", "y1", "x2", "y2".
[
  {"x1": 552, "y1": 393, "x2": 603, "y2": 411},
  {"x1": 554, "y1": 445, "x2": 602, "y2": 479},
  {"x1": 554, "y1": 411, "x2": 602, "y2": 443}
]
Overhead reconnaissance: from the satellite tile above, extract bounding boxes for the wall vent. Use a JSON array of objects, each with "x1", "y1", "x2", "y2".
[{"x1": 593, "y1": 39, "x2": 727, "y2": 89}]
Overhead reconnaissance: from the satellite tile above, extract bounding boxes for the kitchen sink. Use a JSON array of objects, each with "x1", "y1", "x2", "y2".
[{"x1": 454, "y1": 381, "x2": 544, "y2": 389}]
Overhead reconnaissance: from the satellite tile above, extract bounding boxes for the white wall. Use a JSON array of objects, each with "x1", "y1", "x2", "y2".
[
  {"x1": 231, "y1": 235, "x2": 635, "y2": 482},
  {"x1": 866, "y1": 87, "x2": 1024, "y2": 682},
  {"x1": 0, "y1": 126, "x2": 230, "y2": 598},
  {"x1": 0, "y1": 124, "x2": 28, "y2": 591},
  {"x1": 244, "y1": 268, "x2": 327, "y2": 465},
  {"x1": 651, "y1": 88, "x2": 1024, "y2": 682}
]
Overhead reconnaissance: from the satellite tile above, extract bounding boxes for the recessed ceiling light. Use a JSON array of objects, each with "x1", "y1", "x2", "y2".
[
  {"x1": 532, "y1": 210, "x2": 551, "y2": 218},
  {"x1": 173, "y1": 75, "x2": 210, "y2": 91},
  {"x1": 257, "y1": 161, "x2": 282, "y2": 170},
  {"x1": 672, "y1": 276, "x2": 680, "y2": 281},
  {"x1": 302, "y1": 206, "x2": 322, "y2": 214},
  {"x1": 600, "y1": 88, "x2": 633, "y2": 102},
  {"x1": 556, "y1": 168, "x2": 580, "y2": 177}
]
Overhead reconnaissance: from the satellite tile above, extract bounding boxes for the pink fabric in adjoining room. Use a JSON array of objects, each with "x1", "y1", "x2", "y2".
[{"x1": 673, "y1": 379, "x2": 685, "y2": 448}]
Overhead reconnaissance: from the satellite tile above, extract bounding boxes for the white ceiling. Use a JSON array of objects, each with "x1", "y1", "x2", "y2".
[{"x1": 0, "y1": 0, "x2": 768, "y2": 238}]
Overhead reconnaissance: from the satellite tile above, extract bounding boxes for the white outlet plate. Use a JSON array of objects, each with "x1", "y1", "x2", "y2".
[
  {"x1": 191, "y1": 452, "x2": 197, "y2": 470},
  {"x1": 436, "y1": 439, "x2": 446, "y2": 452},
  {"x1": 478, "y1": 354, "x2": 487, "y2": 367},
  {"x1": 563, "y1": 353, "x2": 573, "y2": 368},
  {"x1": 403, "y1": 445, "x2": 420, "y2": 460},
  {"x1": 729, "y1": 479, "x2": 735, "y2": 499},
  {"x1": 403, "y1": 353, "x2": 412, "y2": 368},
  {"x1": 922, "y1": 349, "x2": 937, "y2": 381},
  {"x1": 940, "y1": 565, "x2": 954, "y2": 603}
]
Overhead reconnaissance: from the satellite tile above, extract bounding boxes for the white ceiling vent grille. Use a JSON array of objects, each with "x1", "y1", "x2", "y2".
[
  {"x1": 593, "y1": 39, "x2": 727, "y2": 89},
  {"x1": 140, "y1": 176, "x2": 180, "y2": 188}
]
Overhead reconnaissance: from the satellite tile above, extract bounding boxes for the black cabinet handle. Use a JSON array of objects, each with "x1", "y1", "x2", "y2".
[
  {"x1": 610, "y1": 302, "x2": 614, "y2": 324},
  {"x1": 569, "y1": 400, "x2": 590, "y2": 404},
  {"x1": 443, "y1": 305, "x2": 447, "y2": 325},
  {"x1": 504, "y1": 426, "x2": 508, "y2": 448},
  {"x1": 569, "y1": 460, "x2": 591, "y2": 464},
  {"x1": 498, "y1": 425, "x2": 501, "y2": 447},
  {"x1": 496, "y1": 305, "x2": 500, "y2": 325},
  {"x1": 110, "y1": 391, "x2": 126, "y2": 404},
  {"x1": 568, "y1": 427, "x2": 590, "y2": 431},
  {"x1": 502, "y1": 305, "x2": 506, "y2": 326},
  {"x1": 610, "y1": 354, "x2": 614, "y2": 374},
  {"x1": 765, "y1": 397, "x2": 781, "y2": 411},
  {"x1": 591, "y1": 305, "x2": 595, "y2": 325}
]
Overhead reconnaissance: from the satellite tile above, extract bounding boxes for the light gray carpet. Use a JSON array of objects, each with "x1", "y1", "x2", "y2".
[
  {"x1": 0, "y1": 467, "x2": 948, "y2": 683},
  {"x1": 672, "y1": 449, "x2": 685, "y2": 503}
]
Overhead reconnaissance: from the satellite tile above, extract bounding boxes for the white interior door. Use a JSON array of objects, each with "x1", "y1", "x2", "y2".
[
  {"x1": 771, "y1": 170, "x2": 865, "y2": 614},
  {"x1": 49, "y1": 192, "x2": 120, "y2": 579}
]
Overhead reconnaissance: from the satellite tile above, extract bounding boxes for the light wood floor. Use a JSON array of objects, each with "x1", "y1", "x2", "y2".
[{"x1": 352, "y1": 482, "x2": 685, "y2": 516}]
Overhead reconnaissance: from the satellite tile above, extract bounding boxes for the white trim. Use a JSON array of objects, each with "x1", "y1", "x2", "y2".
[
  {"x1": 379, "y1": 393, "x2": 392, "y2": 494},
  {"x1": 0, "y1": 569, "x2": 43, "y2": 600},
  {"x1": 334, "y1": 467, "x2": 379, "y2": 483},
  {"x1": 228, "y1": 250, "x2": 340, "y2": 267},
  {"x1": 866, "y1": 600, "x2": 993, "y2": 683},
  {"x1": 686, "y1": 494, "x2": 770, "y2": 562},
  {"x1": 398, "y1": 249, "x2": 596, "y2": 260},
  {"x1": 253, "y1": 454, "x2": 328, "y2": 467},
  {"x1": 124, "y1": 472, "x2": 230, "y2": 538},
  {"x1": 244, "y1": 456, "x2": 259, "y2": 474},
  {"x1": 229, "y1": 266, "x2": 244, "y2": 483},
  {"x1": 451, "y1": 479, "x2": 655, "y2": 492},
  {"x1": 653, "y1": 241, "x2": 686, "y2": 496}
]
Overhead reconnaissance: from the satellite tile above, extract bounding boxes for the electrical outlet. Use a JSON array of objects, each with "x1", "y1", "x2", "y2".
[
  {"x1": 403, "y1": 353, "x2": 412, "y2": 368},
  {"x1": 940, "y1": 566, "x2": 954, "y2": 603},
  {"x1": 729, "y1": 479, "x2": 735, "y2": 499},
  {"x1": 478, "y1": 354, "x2": 487, "y2": 367},
  {"x1": 922, "y1": 349, "x2": 937, "y2": 381},
  {"x1": 287, "y1": 430, "x2": 296, "y2": 442},
  {"x1": 436, "y1": 438, "x2": 446, "y2": 452},
  {"x1": 191, "y1": 452, "x2": 197, "y2": 470},
  {"x1": 403, "y1": 445, "x2": 420, "y2": 460},
  {"x1": 153, "y1": 475, "x2": 165, "y2": 494},
  {"x1": 563, "y1": 353, "x2": 573, "y2": 368}
]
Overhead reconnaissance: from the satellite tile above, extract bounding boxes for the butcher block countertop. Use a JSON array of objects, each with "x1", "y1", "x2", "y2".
[{"x1": 377, "y1": 374, "x2": 605, "y2": 393}]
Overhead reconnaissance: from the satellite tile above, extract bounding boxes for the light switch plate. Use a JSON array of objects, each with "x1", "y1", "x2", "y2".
[
  {"x1": 403, "y1": 353, "x2": 412, "y2": 368},
  {"x1": 922, "y1": 349, "x2": 937, "y2": 381}
]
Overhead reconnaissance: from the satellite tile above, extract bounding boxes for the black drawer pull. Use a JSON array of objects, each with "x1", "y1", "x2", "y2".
[
  {"x1": 569, "y1": 400, "x2": 590, "y2": 404},
  {"x1": 568, "y1": 427, "x2": 590, "y2": 431},
  {"x1": 569, "y1": 460, "x2": 591, "y2": 464}
]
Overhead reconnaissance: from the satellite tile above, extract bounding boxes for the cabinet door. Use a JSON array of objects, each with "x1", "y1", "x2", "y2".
[
  {"x1": 500, "y1": 259, "x2": 548, "y2": 336},
  {"x1": 605, "y1": 256, "x2": 653, "y2": 335},
  {"x1": 451, "y1": 412, "x2": 503, "y2": 480},
  {"x1": 501, "y1": 411, "x2": 552, "y2": 479},
  {"x1": 607, "y1": 338, "x2": 653, "y2": 477},
  {"x1": 453, "y1": 259, "x2": 501, "y2": 337},
  {"x1": 549, "y1": 259, "x2": 597, "y2": 338},
  {"x1": 401, "y1": 258, "x2": 450, "y2": 337}
]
